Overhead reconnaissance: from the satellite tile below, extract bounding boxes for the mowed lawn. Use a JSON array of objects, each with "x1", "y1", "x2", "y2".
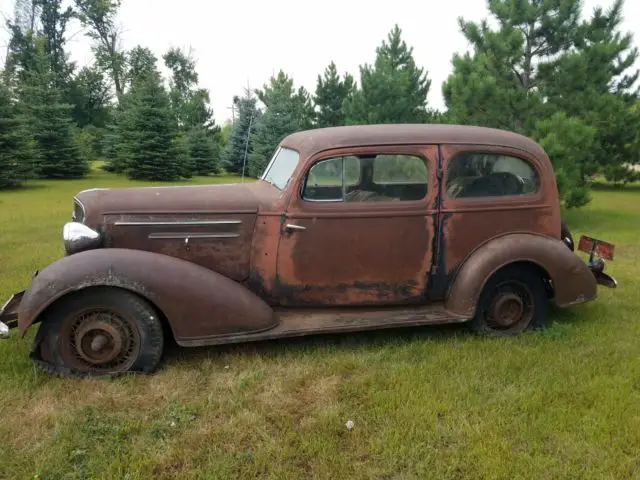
[{"x1": 0, "y1": 164, "x2": 639, "y2": 479}]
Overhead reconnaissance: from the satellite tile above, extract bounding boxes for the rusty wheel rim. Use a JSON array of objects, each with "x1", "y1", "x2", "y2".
[
  {"x1": 485, "y1": 281, "x2": 534, "y2": 331},
  {"x1": 59, "y1": 307, "x2": 141, "y2": 373}
]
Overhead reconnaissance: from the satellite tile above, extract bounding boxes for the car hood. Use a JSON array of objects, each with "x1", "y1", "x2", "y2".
[{"x1": 75, "y1": 182, "x2": 272, "y2": 221}]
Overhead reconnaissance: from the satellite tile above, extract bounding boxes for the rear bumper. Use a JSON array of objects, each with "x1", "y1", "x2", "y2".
[
  {"x1": 588, "y1": 259, "x2": 617, "y2": 288},
  {"x1": 577, "y1": 234, "x2": 618, "y2": 289},
  {"x1": 0, "y1": 291, "x2": 24, "y2": 339}
]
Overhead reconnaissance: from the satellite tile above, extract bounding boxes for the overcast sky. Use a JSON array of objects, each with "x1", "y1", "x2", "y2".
[{"x1": 0, "y1": 0, "x2": 638, "y2": 124}]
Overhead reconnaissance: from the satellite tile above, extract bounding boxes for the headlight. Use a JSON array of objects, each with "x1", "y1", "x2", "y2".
[{"x1": 62, "y1": 222, "x2": 101, "y2": 255}]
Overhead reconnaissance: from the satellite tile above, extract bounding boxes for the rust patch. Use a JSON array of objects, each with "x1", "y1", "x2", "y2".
[
  {"x1": 103, "y1": 213, "x2": 257, "y2": 282},
  {"x1": 276, "y1": 214, "x2": 433, "y2": 306},
  {"x1": 275, "y1": 280, "x2": 423, "y2": 307},
  {"x1": 247, "y1": 214, "x2": 283, "y2": 303},
  {"x1": 177, "y1": 302, "x2": 469, "y2": 347}
]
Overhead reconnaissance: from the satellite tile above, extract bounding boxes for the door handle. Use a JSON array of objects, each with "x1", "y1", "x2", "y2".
[{"x1": 285, "y1": 223, "x2": 306, "y2": 231}]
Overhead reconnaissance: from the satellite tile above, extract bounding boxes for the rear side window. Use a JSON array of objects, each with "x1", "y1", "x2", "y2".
[{"x1": 446, "y1": 152, "x2": 540, "y2": 199}]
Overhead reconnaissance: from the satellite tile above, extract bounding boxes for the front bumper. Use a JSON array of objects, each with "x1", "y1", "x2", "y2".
[{"x1": 0, "y1": 291, "x2": 24, "y2": 339}]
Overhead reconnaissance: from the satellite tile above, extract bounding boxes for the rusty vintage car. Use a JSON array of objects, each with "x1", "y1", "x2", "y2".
[{"x1": 0, "y1": 124, "x2": 617, "y2": 377}]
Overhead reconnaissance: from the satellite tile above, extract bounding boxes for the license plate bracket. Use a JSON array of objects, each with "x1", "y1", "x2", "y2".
[{"x1": 578, "y1": 235, "x2": 615, "y2": 261}]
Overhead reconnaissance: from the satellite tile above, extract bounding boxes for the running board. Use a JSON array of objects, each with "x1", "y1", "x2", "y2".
[{"x1": 177, "y1": 304, "x2": 469, "y2": 347}]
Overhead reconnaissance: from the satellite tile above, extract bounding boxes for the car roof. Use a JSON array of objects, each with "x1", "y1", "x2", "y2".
[{"x1": 280, "y1": 123, "x2": 548, "y2": 159}]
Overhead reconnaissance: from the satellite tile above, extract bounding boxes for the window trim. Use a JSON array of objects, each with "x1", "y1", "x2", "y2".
[
  {"x1": 444, "y1": 150, "x2": 542, "y2": 201},
  {"x1": 299, "y1": 151, "x2": 430, "y2": 204}
]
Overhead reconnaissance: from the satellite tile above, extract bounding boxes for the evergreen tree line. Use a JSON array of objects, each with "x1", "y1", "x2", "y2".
[
  {"x1": 1, "y1": 0, "x2": 222, "y2": 186},
  {"x1": 1, "y1": 0, "x2": 639, "y2": 209}
]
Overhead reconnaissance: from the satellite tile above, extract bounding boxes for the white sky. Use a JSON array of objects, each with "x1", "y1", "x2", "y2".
[{"x1": 0, "y1": 0, "x2": 638, "y2": 124}]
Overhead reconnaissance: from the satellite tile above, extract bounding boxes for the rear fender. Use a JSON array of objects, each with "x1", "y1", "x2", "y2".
[
  {"x1": 445, "y1": 233, "x2": 597, "y2": 317},
  {"x1": 18, "y1": 248, "x2": 275, "y2": 343}
]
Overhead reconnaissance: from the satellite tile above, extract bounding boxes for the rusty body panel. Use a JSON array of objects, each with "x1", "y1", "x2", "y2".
[
  {"x1": 77, "y1": 182, "x2": 285, "y2": 283},
  {"x1": 280, "y1": 124, "x2": 548, "y2": 161},
  {"x1": 103, "y1": 213, "x2": 257, "y2": 282},
  {"x1": 17, "y1": 248, "x2": 275, "y2": 342},
  {"x1": 437, "y1": 143, "x2": 562, "y2": 288},
  {"x1": 76, "y1": 181, "x2": 272, "y2": 221},
  {"x1": 445, "y1": 233, "x2": 597, "y2": 317},
  {"x1": 275, "y1": 144, "x2": 438, "y2": 306},
  {"x1": 180, "y1": 303, "x2": 468, "y2": 347}
]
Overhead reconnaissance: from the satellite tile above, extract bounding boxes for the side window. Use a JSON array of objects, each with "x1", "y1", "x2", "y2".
[
  {"x1": 303, "y1": 156, "x2": 360, "y2": 201},
  {"x1": 302, "y1": 153, "x2": 428, "y2": 202},
  {"x1": 446, "y1": 152, "x2": 540, "y2": 199},
  {"x1": 373, "y1": 154, "x2": 428, "y2": 184}
]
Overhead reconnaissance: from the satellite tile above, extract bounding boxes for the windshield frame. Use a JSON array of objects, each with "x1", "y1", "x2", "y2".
[{"x1": 260, "y1": 146, "x2": 300, "y2": 191}]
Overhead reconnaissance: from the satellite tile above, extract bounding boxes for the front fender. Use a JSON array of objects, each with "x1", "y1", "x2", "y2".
[
  {"x1": 18, "y1": 248, "x2": 275, "y2": 343},
  {"x1": 445, "y1": 233, "x2": 597, "y2": 317}
]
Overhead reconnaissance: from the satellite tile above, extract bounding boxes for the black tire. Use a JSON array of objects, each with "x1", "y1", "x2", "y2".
[
  {"x1": 469, "y1": 266, "x2": 548, "y2": 336},
  {"x1": 33, "y1": 287, "x2": 164, "y2": 378}
]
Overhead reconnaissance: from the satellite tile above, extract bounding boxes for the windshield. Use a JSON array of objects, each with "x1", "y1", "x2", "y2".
[{"x1": 261, "y1": 147, "x2": 300, "y2": 190}]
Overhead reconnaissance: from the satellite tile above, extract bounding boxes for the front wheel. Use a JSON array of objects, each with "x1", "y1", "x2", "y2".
[
  {"x1": 469, "y1": 266, "x2": 548, "y2": 336},
  {"x1": 34, "y1": 288, "x2": 164, "y2": 378}
]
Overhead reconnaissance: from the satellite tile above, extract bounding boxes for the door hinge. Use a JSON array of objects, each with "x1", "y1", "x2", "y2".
[{"x1": 436, "y1": 167, "x2": 443, "y2": 180}]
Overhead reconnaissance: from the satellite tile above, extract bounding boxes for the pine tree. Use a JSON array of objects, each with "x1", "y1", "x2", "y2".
[
  {"x1": 172, "y1": 130, "x2": 192, "y2": 179},
  {"x1": 101, "y1": 103, "x2": 125, "y2": 172},
  {"x1": 442, "y1": 0, "x2": 640, "y2": 206},
  {"x1": 20, "y1": 39, "x2": 87, "y2": 179},
  {"x1": 442, "y1": 0, "x2": 583, "y2": 133},
  {"x1": 189, "y1": 127, "x2": 221, "y2": 175},
  {"x1": 313, "y1": 61, "x2": 354, "y2": 127},
  {"x1": 222, "y1": 90, "x2": 260, "y2": 174},
  {"x1": 0, "y1": 79, "x2": 38, "y2": 188},
  {"x1": 248, "y1": 70, "x2": 314, "y2": 177},
  {"x1": 118, "y1": 68, "x2": 182, "y2": 181},
  {"x1": 344, "y1": 24, "x2": 431, "y2": 125},
  {"x1": 533, "y1": 112, "x2": 597, "y2": 208},
  {"x1": 540, "y1": 0, "x2": 640, "y2": 184}
]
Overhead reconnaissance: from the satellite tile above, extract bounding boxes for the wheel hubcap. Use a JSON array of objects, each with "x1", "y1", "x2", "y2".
[
  {"x1": 75, "y1": 319, "x2": 124, "y2": 365},
  {"x1": 484, "y1": 281, "x2": 534, "y2": 331},
  {"x1": 61, "y1": 308, "x2": 140, "y2": 373},
  {"x1": 490, "y1": 293, "x2": 524, "y2": 327}
]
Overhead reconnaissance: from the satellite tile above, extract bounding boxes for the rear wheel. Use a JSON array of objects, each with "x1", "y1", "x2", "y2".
[
  {"x1": 469, "y1": 266, "x2": 548, "y2": 336},
  {"x1": 34, "y1": 288, "x2": 164, "y2": 378}
]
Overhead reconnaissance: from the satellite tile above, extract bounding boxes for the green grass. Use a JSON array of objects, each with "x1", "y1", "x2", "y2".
[{"x1": 1, "y1": 165, "x2": 639, "y2": 479}]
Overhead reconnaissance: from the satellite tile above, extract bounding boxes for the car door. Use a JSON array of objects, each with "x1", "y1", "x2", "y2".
[
  {"x1": 439, "y1": 143, "x2": 554, "y2": 280},
  {"x1": 275, "y1": 145, "x2": 439, "y2": 307}
]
